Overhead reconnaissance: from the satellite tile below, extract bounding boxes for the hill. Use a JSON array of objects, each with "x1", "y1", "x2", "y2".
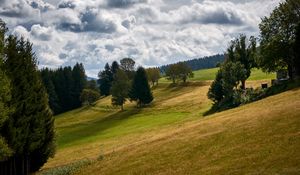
[
  {"x1": 160, "y1": 54, "x2": 225, "y2": 73},
  {"x1": 39, "y1": 69, "x2": 298, "y2": 175}
]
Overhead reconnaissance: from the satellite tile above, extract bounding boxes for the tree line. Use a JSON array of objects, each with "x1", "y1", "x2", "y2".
[
  {"x1": 208, "y1": 0, "x2": 300, "y2": 112},
  {"x1": 40, "y1": 63, "x2": 87, "y2": 115},
  {"x1": 160, "y1": 54, "x2": 224, "y2": 73},
  {"x1": 0, "y1": 20, "x2": 55, "y2": 174}
]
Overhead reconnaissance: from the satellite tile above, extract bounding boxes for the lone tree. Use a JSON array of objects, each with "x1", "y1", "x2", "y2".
[
  {"x1": 146, "y1": 67, "x2": 160, "y2": 86},
  {"x1": 98, "y1": 63, "x2": 113, "y2": 96},
  {"x1": 129, "y1": 67, "x2": 153, "y2": 107},
  {"x1": 259, "y1": 0, "x2": 300, "y2": 79},
  {"x1": 3, "y1": 35, "x2": 55, "y2": 174},
  {"x1": 226, "y1": 34, "x2": 256, "y2": 89},
  {"x1": 111, "y1": 69, "x2": 130, "y2": 111}
]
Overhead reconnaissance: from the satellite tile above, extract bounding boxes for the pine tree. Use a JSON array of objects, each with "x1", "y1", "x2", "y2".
[
  {"x1": 111, "y1": 61, "x2": 119, "y2": 76},
  {"x1": 0, "y1": 19, "x2": 13, "y2": 162},
  {"x1": 111, "y1": 69, "x2": 130, "y2": 111},
  {"x1": 98, "y1": 63, "x2": 113, "y2": 96},
  {"x1": 72, "y1": 63, "x2": 87, "y2": 108},
  {"x1": 129, "y1": 67, "x2": 153, "y2": 107},
  {"x1": 40, "y1": 68, "x2": 61, "y2": 114},
  {"x1": 3, "y1": 36, "x2": 55, "y2": 174}
]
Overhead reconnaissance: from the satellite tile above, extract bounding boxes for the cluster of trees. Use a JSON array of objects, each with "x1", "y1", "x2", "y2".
[
  {"x1": 98, "y1": 58, "x2": 153, "y2": 110},
  {"x1": 208, "y1": 0, "x2": 300, "y2": 111},
  {"x1": 40, "y1": 63, "x2": 87, "y2": 115},
  {"x1": 0, "y1": 20, "x2": 55, "y2": 174},
  {"x1": 160, "y1": 54, "x2": 224, "y2": 73},
  {"x1": 259, "y1": 0, "x2": 300, "y2": 79},
  {"x1": 165, "y1": 62, "x2": 194, "y2": 83}
]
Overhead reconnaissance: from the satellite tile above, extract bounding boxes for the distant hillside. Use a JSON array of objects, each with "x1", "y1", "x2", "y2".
[{"x1": 160, "y1": 54, "x2": 225, "y2": 73}]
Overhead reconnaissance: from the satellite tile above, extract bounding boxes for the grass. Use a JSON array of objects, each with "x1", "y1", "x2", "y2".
[
  {"x1": 160, "y1": 68, "x2": 275, "y2": 82},
  {"x1": 39, "y1": 68, "x2": 299, "y2": 175}
]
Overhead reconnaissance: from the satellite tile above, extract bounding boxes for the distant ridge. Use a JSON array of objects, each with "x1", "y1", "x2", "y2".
[{"x1": 160, "y1": 54, "x2": 225, "y2": 73}]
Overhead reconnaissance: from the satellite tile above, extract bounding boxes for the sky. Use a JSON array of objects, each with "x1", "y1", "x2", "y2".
[{"x1": 0, "y1": 0, "x2": 281, "y2": 77}]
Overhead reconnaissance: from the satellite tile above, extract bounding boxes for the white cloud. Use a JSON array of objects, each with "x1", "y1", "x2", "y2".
[{"x1": 0, "y1": 0, "x2": 282, "y2": 77}]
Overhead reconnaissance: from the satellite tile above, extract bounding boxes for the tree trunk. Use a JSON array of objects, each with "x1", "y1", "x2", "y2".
[
  {"x1": 288, "y1": 64, "x2": 294, "y2": 80},
  {"x1": 241, "y1": 80, "x2": 246, "y2": 90}
]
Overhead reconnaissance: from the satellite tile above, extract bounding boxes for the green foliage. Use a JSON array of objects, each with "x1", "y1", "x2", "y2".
[
  {"x1": 0, "y1": 19, "x2": 13, "y2": 161},
  {"x1": 111, "y1": 69, "x2": 130, "y2": 111},
  {"x1": 3, "y1": 35, "x2": 55, "y2": 173},
  {"x1": 207, "y1": 61, "x2": 247, "y2": 109},
  {"x1": 120, "y1": 58, "x2": 135, "y2": 79},
  {"x1": 80, "y1": 89, "x2": 101, "y2": 106},
  {"x1": 72, "y1": 63, "x2": 87, "y2": 108},
  {"x1": 259, "y1": 0, "x2": 300, "y2": 79},
  {"x1": 86, "y1": 80, "x2": 98, "y2": 92},
  {"x1": 165, "y1": 62, "x2": 193, "y2": 83},
  {"x1": 226, "y1": 34, "x2": 257, "y2": 89},
  {"x1": 98, "y1": 63, "x2": 113, "y2": 96},
  {"x1": 129, "y1": 67, "x2": 153, "y2": 107},
  {"x1": 146, "y1": 67, "x2": 160, "y2": 86}
]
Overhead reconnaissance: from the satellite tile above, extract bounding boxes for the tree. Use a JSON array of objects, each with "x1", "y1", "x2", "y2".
[
  {"x1": 120, "y1": 58, "x2": 135, "y2": 79},
  {"x1": 98, "y1": 63, "x2": 113, "y2": 96},
  {"x1": 80, "y1": 89, "x2": 100, "y2": 106},
  {"x1": 111, "y1": 61, "x2": 120, "y2": 76},
  {"x1": 165, "y1": 62, "x2": 193, "y2": 83},
  {"x1": 3, "y1": 36, "x2": 55, "y2": 174},
  {"x1": 259, "y1": 0, "x2": 300, "y2": 79},
  {"x1": 146, "y1": 68, "x2": 161, "y2": 86},
  {"x1": 177, "y1": 62, "x2": 194, "y2": 83},
  {"x1": 208, "y1": 61, "x2": 247, "y2": 105},
  {"x1": 86, "y1": 80, "x2": 98, "y2": 91},
  {"x1": 72, "y1": 63, "x2": 87, "y2": 108},
  {"x1": 227, "y1": 35, "x2": 257, "y2": 89},
  {"x1": 111, "y1": 69, "x2": 130, "y2": 111},
  {"x1": 129, "y1": 67, "x2": 153, "y2": 107},
  {"x1": 0, "y1": 19, "x2": 13, "y2": 162},
  {"x1": 165, "y1": 64, "x2": 178, "y2": 83},
  {"x1": 294, "y1": 23, "x2": 300, "y2": 77},
  {"x1": 40, "y1": 68, "x2": 61, "y2": 114}
]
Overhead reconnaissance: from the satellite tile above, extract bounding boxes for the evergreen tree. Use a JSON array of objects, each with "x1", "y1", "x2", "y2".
[
  {"x1": 72, "y1": 63, "x2": 87, "y2": 108},
  {"x1": 111, "y1": 69, "x2": 130, "y2": 111},
  {"x1": 3, "y1": 36, "x2": 55, "y2": 174},
  {"x1": 111, "y1": 61, "x2": 120, "y2": 76},
  {"x1": 40, "y1": 68, "x2": 61, "y2": 114},
  {"x1": 0, "y1": 19, "x2": 13, "y2": 162},
  {"x1": 129, "y1": 67, "x2": 153, "y2": 107},
  {"x1": 98, "y1": 63, "x2": 113, "y2": 96}
]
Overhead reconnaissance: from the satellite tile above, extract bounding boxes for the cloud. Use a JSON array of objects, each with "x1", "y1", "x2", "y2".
[
  {"x1": 107, "y1": 0, "x2": 148, "y2": 8},
  {"x1": 0, "y1": 0, "x2": 282, "y2": 77}
]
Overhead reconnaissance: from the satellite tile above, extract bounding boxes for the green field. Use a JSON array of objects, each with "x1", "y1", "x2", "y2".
[
  {"x1": 160, "y1": 68, "x2": 275, "y2": 82},
  {"x1": 40, "y1": 69, "x2": 300, "y2": 175}
]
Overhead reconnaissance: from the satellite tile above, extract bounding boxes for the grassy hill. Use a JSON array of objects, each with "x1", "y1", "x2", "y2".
[
  {"x1": 160, "y1": 68, "x2": 275, "y2": 82},
  {"x1": 40, "y1": 69, "x2": 300, "y2": 175}
]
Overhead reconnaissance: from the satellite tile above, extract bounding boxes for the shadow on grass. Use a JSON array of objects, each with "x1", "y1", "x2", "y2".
[{"x1": 57, "y1": 108, "x2": 142, "y2": 147}]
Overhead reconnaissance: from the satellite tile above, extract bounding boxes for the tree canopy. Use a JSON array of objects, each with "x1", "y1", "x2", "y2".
[{"x1": 259, "y1": 0, "x2": 300, "y2": 79}]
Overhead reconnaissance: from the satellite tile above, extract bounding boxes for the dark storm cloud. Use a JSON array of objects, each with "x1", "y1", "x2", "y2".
[
  {"x1": 56, "y1": 9, "x2": 117, "y2": 33},
  {"x1": 107, "y1": 0, "x2": 148, "y2": 8},
  {"x1": 201, "y1": 11, "x2": 243, "y2": 25},
  {"x1": 58, "y1": 1, "x2": 76, "y2": 9}
]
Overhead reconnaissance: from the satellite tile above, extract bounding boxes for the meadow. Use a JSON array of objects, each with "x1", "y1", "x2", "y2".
[{"x1": 40, "y1": 69, "x2": 300, "y2": 175}]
